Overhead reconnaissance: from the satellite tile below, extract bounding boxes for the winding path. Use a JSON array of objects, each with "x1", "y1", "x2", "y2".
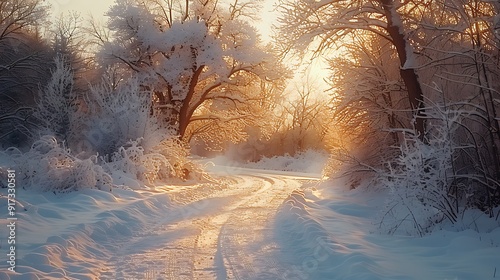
[{"x1": 100, "y1": 170, "x2": 320, "y2": 279}]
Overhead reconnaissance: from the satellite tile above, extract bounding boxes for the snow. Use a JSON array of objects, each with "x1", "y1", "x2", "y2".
[
  {"x1": 0, "y1": 186, "x2": 173, "y2": 279},
  {"x1": 205, "y1": 150, "x2": 329, "y2": 177},
  {"x1": 275, "y1": 178, "x2": 500, "y2": 279},
  {"x1": 1, "y1": 154, "x2": 499, "y2": 279}
]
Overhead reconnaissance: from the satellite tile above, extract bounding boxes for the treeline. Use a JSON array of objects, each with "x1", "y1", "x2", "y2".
[{"x1": 0, "y1": 0, "x2": 337, "y2": 190}]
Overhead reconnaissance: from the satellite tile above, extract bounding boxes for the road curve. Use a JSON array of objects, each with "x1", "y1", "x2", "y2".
[{"x1": 99, "y1": 171, "x2": 319, "y2": 280}]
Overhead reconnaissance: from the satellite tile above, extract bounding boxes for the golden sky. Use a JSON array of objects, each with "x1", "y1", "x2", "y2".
[{"x1": 49, "y1": 0, "x2": 277, "y2": 41}]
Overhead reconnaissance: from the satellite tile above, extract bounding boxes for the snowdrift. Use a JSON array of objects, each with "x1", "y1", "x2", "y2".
[
  {"x1": 0, "y1": 188, "x2": 172, "y2": 279},
  {"x1": 274, "y1": 179, "x2": 500, "y2": 279}
]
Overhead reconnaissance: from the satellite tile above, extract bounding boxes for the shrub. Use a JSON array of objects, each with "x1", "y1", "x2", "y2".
[
  {"x1": 103, "y1": 137, "x2": 207, "y2": 186},
  {"x1": 82, "y1": 76, "x2": 168, "y2": 156},
  {"x1": 13, "y1": 136, "x2": 112, "y2": 192},
  {"x1": 377, "y1": 131, "x2": 456, "y2": 236},
  {"x1": 376, "y1": 103, "x2": 467, "y2": 236}
]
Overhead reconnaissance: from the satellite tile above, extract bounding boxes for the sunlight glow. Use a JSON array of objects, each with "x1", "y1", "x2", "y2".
[{"x1": 49, "y1": 0, "x2": 113, "y2": 19}]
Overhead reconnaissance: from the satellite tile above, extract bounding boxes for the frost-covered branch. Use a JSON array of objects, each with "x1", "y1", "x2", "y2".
[
  {"x1": 100, "y1": 0, "x2": 283, "y2": 140},
  {"x1": 33, "y1": 55, "x2": 75, "y2": 142}
]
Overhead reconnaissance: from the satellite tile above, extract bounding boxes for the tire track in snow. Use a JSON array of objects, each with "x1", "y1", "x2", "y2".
[
  {"x1": 100, "y1": 174, "x2": 318, "y2": 279},
  {"x1": 218, "y1": 176, "x2": 307, "y2": 279},
  {"x1": 99, "y1": 181, "x2": 230, "y2": 280},
  {"x1": 191, "y1": 175, "x2": 273, "y2": 279}
]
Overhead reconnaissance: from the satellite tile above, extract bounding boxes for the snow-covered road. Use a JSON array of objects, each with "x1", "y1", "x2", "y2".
[
  {"x1": 99, "y1": 170, "x2": 320, "y2": 279},
  {"x1": 2, "y1": 162, "x2": 500, "y2": 280}
]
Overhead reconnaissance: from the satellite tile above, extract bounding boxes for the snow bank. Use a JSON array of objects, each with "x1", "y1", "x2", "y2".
[
  {"x1": 274, "y1": 178, "x2": 500, "y2": 279},
  {"x1": 244, "y1": 150, "x2": 328, "y2": 174},
  {"x1": 206, "y1": 150, "x2": 329, "y2": 176},
  {"x1": 0, "y1": 187, "x2": 172, "y2": 279}
]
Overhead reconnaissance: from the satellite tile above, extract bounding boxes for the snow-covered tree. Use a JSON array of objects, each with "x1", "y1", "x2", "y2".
[
  {"x1": 327, "y1": 32, "x2": 409, "y2": 164},
  {"x1": 34, "y1": 55, "x2": 76, "y2": 143},
  {"x1": 315, "y1": 0, "x2": 500, "y2": 215},
  {"x1": 186, "y1": 69, "x2": 288, "y2": 152},
  {"x1": 83, "y1": 75, "x2": 167, "y2": 155},
  {"x1": 277, "y1": 0, "x2": 426, "y2": 138},
  {"x1": 98, "y1": 0, "x2": 284, "y2": 140}
]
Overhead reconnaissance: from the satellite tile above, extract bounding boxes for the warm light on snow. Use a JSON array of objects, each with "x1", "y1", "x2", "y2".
[{"x1": 2, "y1": 156, "x2": 499, "y2": 279}]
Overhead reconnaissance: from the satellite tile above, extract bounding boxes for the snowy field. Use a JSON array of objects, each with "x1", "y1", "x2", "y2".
[{"x1": 1, "y1": 154, "x2": 500, "y2": 279}]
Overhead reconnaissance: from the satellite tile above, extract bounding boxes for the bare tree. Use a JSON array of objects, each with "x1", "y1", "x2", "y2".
[
  {"x1": 0, "y1": 3, "x2": 53, "y2": 148},
  {"x1": 283, "y1": 82, "x2": 329, "y2": 153},
  {"x1": 0, "y1": 0, "x2": 49, "y2": 42}
]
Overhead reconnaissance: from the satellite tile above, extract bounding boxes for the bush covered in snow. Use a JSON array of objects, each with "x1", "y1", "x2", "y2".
[
  {"x1": 374, "y1": 103, "x2": 498, "y2": 236},
  {"x1": 1, "y1": 133, "x2": 208, "y2": 193},
  {"x1": 102, "y1": 137, "x2": 207, "y2": 187},
  {"x1": 82, "y1": 76, "x2": 169, "y2": 156},
  {"x1": 376, "y1": 131, "x2": 456, "y2": 236},
  {"x1": 11, "y1": 136, "x2": 112, "y2": 192},
  {"x1": 323, "y1": 101, "x2": 496, "y2": 236}
]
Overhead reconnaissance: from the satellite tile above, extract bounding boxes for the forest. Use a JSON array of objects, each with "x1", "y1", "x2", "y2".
[{"x1": 1, "y1": 0, "x2": 500, "y2": 238}]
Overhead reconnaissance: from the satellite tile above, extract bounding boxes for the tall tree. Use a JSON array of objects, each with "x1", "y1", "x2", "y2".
[
  {"x1": 97, "y1": 0, "x2": 285, "y2": 140},
  {"x1": 277, "y1": 0, "x2": 426, "y2": 138}
]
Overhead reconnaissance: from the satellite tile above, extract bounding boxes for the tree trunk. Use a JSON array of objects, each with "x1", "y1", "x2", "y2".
[
  {"x1": 178, "y1": 65, "x2": 205, "y2": 140},
  {"x1": 379, "y1": 0, "x2": 426, "y2": 140}
]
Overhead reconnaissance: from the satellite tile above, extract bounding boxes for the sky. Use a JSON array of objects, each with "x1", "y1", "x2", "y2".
[
  {"x1": 48, "y1": 0, "x2": 278, "y2": 40},
  {"x1": 49, "y1": 0, "x2": 113, "y2": 19}
]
